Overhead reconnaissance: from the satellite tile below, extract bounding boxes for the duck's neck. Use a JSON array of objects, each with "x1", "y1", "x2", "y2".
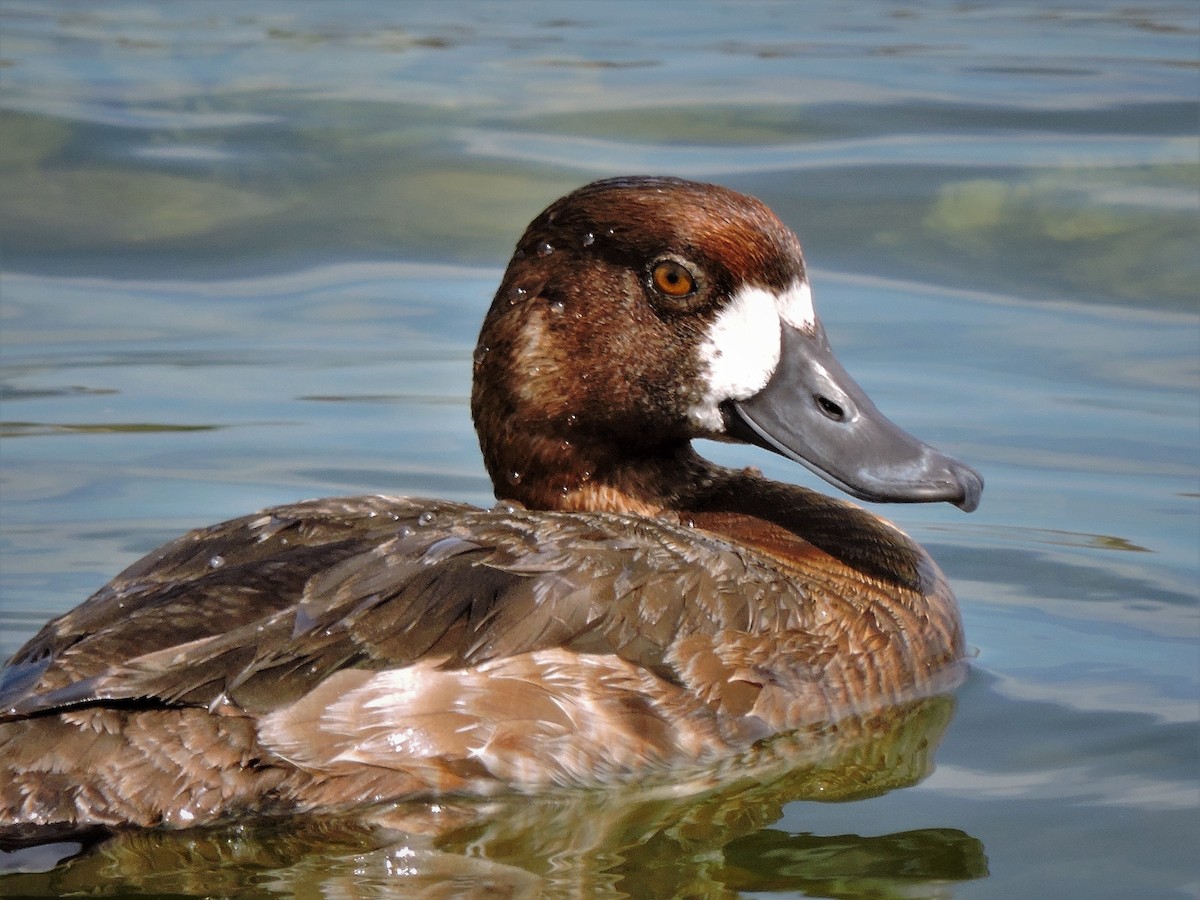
[
  {"x1": 480, "y1": 430, "x2": 935, "y2": 594},
  {"x1": 482, "y1": 427, "x2": 714, "y2": 517}
]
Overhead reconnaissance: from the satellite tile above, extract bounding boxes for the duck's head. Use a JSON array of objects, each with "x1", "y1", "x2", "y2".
[{"x1": 471, "y1": 176, "x2": 982, "y2": 514}]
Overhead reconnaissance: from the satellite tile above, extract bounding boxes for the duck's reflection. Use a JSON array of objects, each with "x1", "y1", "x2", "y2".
[{"x1": 2, "y1": 693, "x2": 986, "y2": 897}]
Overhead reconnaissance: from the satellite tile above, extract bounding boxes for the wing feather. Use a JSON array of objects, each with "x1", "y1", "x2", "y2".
[{"x1": 2, "y1": 497, "x2": 816, "y2": 725}]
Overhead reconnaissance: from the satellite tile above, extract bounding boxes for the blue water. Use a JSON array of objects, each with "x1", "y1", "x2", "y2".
[{"x1": 1, "y1": 2, "x2": 1197, "y2": 897}]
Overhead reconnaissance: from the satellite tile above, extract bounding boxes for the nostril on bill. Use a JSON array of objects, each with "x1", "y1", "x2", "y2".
[{"x1": 815, "y1": 395, "x2": 845, "y2": 421}]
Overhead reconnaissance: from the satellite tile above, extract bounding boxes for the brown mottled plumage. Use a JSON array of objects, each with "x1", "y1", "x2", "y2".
[{"x1": 1, "y1": 177, "x2": 980, "y2": 832}]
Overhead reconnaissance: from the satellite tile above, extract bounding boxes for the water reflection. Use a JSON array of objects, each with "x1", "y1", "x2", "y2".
[{"x1": 2, "y1": 696, "x2": 986, "y2": 897}]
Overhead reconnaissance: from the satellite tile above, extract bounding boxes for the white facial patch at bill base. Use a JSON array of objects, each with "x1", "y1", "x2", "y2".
[{"x1": 688, "y1": 278, "x2": 816, "y2": 432}]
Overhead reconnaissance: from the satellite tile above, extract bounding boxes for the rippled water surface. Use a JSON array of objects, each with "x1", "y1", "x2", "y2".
[{"x1": 1, "y1": 2, "x2": 1197, "y2": 897}]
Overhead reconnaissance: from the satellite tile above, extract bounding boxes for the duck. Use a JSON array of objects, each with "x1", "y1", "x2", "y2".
[{"x1": 0, "y1": 176, "x2": 981, "y2": 832}]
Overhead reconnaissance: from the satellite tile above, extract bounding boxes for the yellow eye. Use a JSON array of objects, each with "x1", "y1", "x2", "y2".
[{"x1": 651, "y1": 260, "x2": 697, "y2": 298}]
